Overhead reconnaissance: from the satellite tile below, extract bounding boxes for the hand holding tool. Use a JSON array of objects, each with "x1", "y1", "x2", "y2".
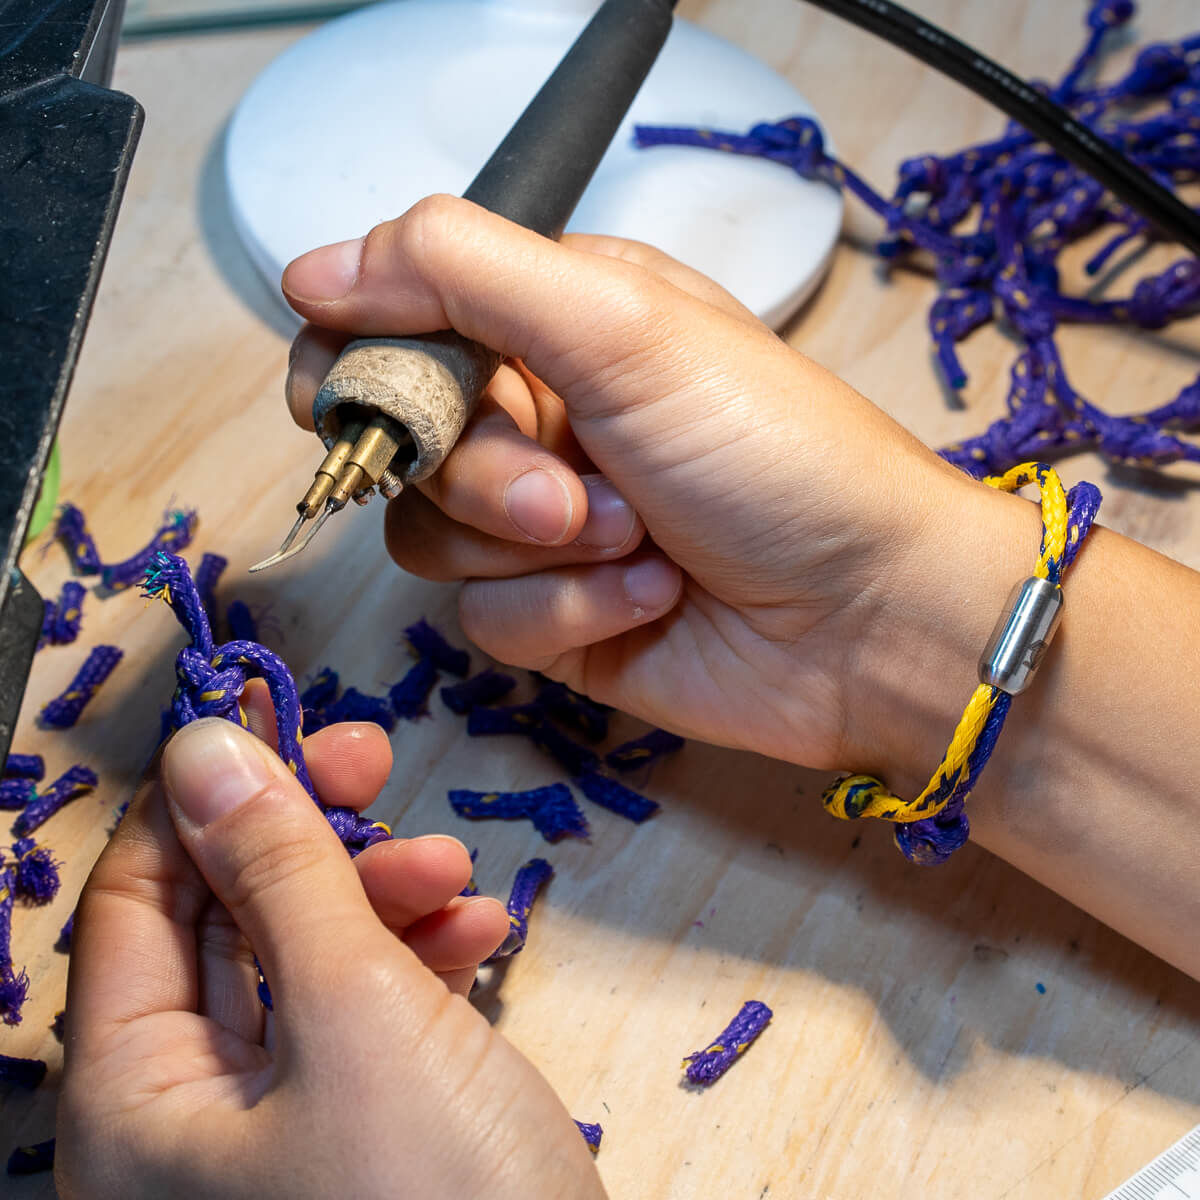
[{"x1": 251, "y1": 0, "x2": 678, "y2": 572}]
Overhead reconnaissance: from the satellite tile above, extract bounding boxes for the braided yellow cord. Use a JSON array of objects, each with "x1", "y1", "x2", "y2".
[{"x1": 823, "y1": 462, "x2": 1068, "y2": 825}]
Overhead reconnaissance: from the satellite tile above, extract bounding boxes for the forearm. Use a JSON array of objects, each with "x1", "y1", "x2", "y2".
[{"x1": 847, "y1": 477, "x2": 1200, "y2": 980}]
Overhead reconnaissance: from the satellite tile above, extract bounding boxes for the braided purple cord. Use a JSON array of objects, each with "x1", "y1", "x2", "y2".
[
  {"x1": 389, "y1": 657, "x2": 438, "y2": 720},
  {"x1": 194, "y1": 552, "x2": 228, "y2": 633},
  {"x1": 605, "y1": 728, "x2": 685, "y2": 773},
  {"x1": 100, "y1": 509, "x2": 197, "y2": 591},
  {"x1": 460, "y1": 848, "x2": 480, "y2": 897},
  {"x1": 39, "y1": 645, "x2": 123, "y2": 729},
  {"x1": 440, "y1": 669, "x2": 516, "y2": 715},
  {"x1": 575, "y1": 769, "x2": 659, "y2": 824},
  {"x1": 301, "y1": 667, "x2": 340, "y2": 711},
  {"x1": 530, "y1": 722, "x2": 600, "y2": 778},
  {"x1": 405, "y1": 619, "x2": 470, "y2": 677},
  {"x1": 2, "y1": 755, "x2": 43, "y2": 781},
  {"x1": 6, "y1": 1139, "x2": 54, "y2": 1175},
  {"x1": 0, "y1": 868, "x2": 30, "y2": 1024},
  {"x1": 466, "y1": 703, "x2": 544, "y2": 737},
  {"x1": 448, "y1": 784, "x2": 589, "y2": 842},
  {"x1": 13, "y1": 766, "x2": 98, "y2": 837},
  {"x1": 487, "y1": 857, "x2": 553, "y2": 961},
  {"x1": 37, "y1": 581, "x2": 86, "y2": 651},
  {"x1": 682, "y1": 1000, "x2": 773, "y2": 1086},
  {"x1": 9, "y1": 839, "x2": 60, "y2": 905},
  {"x1": 55, "y1": 504, "x2": 101, "y2": 573},
  {"x1": 0, "y1": 780, "x2": 34, "y2": 811},
  {"x1": 535, "y1": 681, "x2": 610, "y2": 742},
  {"x1": 143, "y1": 553, "x2": 390, "y2": 856},
  {"x1": 323, "y1": 686, "x2": 396, "y2": 732},
  {"x1": 574, "y1": 1121, "x2": 603, "y2": 1153},
  {"x1": 225, "y1": 600, "x2": 258, "y2": 643},
  {"x1": 635, "y1": 2, "x2": 1200, "y2": 479}
]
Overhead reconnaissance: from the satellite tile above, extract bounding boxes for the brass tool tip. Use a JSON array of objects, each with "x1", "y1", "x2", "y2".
[{"x1": 248, "y1": 413, "x2": 406, "y2": 574}]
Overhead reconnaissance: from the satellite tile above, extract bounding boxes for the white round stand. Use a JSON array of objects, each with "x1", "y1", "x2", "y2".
[{"x1": 225, "y1": 0, "x2": 842, "y2": 328}]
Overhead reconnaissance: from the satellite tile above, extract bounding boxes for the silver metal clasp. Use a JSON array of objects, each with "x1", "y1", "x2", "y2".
[{"x1": 979, "y1": 576, "x2": 1063, "y2": 695}]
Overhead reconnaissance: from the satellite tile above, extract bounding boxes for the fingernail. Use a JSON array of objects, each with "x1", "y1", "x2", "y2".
[
  {"x1": 504, "y1": 469, "x2": 573, "y2": 544},
  {"x1": 576, "y1": 476, "x2": 636, "y2": 549},
  {"x1": 163, "y1": 719, "x2": 275, "y2": 828},
  {"x1": 283, "y1": 237, "x2": 363, "y2": 304},
  {"x1": 624, "y1": 558, "x2": 681, "y2": 614}
]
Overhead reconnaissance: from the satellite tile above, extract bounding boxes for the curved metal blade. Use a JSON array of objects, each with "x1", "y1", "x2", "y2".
[{"x1": 248, "y1": 505, "x2": 336, "y2": 573}]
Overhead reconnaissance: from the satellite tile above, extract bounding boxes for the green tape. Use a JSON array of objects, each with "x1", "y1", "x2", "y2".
[{"x1": 25, "y1": 441, "x2": 61, "y2": 545}]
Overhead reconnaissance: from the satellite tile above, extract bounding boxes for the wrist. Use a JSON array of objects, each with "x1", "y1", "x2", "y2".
[{"x1": 836, "y1": 471, "x2": 1043, "y2": 800}]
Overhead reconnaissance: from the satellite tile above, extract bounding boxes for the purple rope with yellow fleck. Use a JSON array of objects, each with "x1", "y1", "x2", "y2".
[
  {"x1": 143, "y1": 553, "x2": 390, "y2": 857},
  {"x1": 0, "y1": 868, "x2": 30, "y2": 1025},
  {"x1": 487, "y1": 857, "x2": 553, "y2": 961},
  {"x1": 13, "y1": 766, "x2": 98, "y2": 838},
  {"x1": 39, "y1": 645, "x2": 123, "y2": 729},
  {"x1": 635, "y1": 1, "x2": 1200, "y2": 479},
  {"x1": 682, "y1": 1000, "x2": 773, "y2": 1086}
]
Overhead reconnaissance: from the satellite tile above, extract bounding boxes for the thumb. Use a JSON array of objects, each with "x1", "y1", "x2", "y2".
[
  {"x1": 280, "y1": 197, "x2": 793, "y2": 514},
  {"x1": 162, "y1": 717, "x2": 383, "y2": 1015}
]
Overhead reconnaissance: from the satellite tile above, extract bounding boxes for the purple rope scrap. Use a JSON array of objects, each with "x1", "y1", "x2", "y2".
[
  {"x1": 465, "y1": 701, "x2": 661, "y2": 825},
  {"x1": 575, "y1": 769, "x2": 660, "y2": 824},
  {"x1": 37, "y1": 581, "x2": 86, "y2": 650},
  {"x1": 56, "y1": 912, "x2": 73, "y2": 952},
  {"x1": 325, "y1": 687, "x2": 396, "y2": 732},
  {"x1": 6, "y1": 1138, "x2": 55, "y2": 1176},
  {"x1": 13, "y1": 766, "x2": 98, "y2": 838},
  {"x1": 225, "y1": 599, "x2": 258, "y2": 643},
  {"x1": 55, "y1": 503, "x2": 101, "y2": 573},
  {"x1": 0, "y1": 868, "x2": 30, "y2": 1025},
  {"x1": 2, "y1": 755, "x2": 44, "y2": 782},
  {"x1": 0, "y1": 1053, "x2": 46, "y2": 1090},
  {"x1": 440, "y1": 668, "x2": 516, "y2": 715},
  {"x1": 605, "y1": 728, "x2": 685, "y2": 774},
  {"x1": 0, "y1": 780, "x2": 34, "y2": 811},
  {"x1": 460, "y1": 848, "x2": 480, "y2": 897},
  {"x1": 574, "y1": 1120, "x2": 603, "y2": 1154},
  {"x1": 535, "y1": 680, "x2": 610, "y2": 742},
  {"x1": 194, "y1": 552, "x2": 227, "y2": 632},
  {"x1": 682, "y1": 1000, "x2": 773, "y2": 1086},
  {"x1": 8, "y1": 839, "x2": 61, "y2": 905},
  {"x1": 405, "y1": 619, "x2": 470, "y2": 677},
  {"x1": 449, "y1": 784, "x2": 589, "y2": 843},
  {"x1": 487, "y1": 857, "x2": 553, "y2": 961},
  {"x1": 300, "y1": 667, "x2": 396, "y2": 734},
  {"x1": 636, "y1": 2, "x2": 1200, "y2": 479},
  {"x1": 39, "y1": 645, "x2": 123, "y2": 729},
  {"x1": 143, "y1": 553, "x2": 390, "y2": 857},
  {"x1": 56, "y1": 502, "x2": 197, "y2": 590},
  {"x1": 51, "y1": 1010, "x2": 65, "y2": 1042},
  {"x1": 389, "y1": 657, "x2": 439, "y2": 720}
]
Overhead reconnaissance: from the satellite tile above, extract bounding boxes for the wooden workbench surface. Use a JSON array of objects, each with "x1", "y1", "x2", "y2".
[{"x1": 5, "y1": 2, "x2": 1200, "y2": 1196}]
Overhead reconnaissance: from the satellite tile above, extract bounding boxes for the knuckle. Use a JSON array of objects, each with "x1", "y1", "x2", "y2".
[{"x1": 388, "y1": 193, "x2": 464, "y2": 269}]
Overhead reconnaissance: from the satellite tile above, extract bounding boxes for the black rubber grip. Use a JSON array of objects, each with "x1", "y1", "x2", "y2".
[{"x1": 463, "y1": 0, "x2": 676, "y2": 239}]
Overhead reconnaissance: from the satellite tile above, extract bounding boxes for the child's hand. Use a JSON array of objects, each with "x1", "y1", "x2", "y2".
[{"x1": 57, "y1": 712, "x2": 603, "y2": 1199}]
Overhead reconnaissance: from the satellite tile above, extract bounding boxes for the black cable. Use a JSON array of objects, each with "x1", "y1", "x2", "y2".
[{"x1": 797, "y1": 0, "x2": 1200, "y2": 258}]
